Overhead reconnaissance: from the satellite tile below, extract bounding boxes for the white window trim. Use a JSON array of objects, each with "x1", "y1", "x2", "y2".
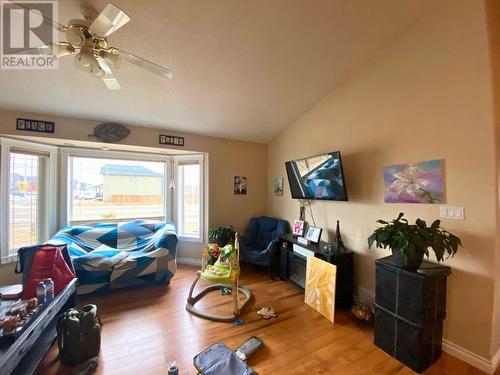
[
  {"x1": 0, "y1": 138, "x2": 57, "y2": 264},
  {"x1": 174, "y1": 154, "x2": 205, "y2": 243}
]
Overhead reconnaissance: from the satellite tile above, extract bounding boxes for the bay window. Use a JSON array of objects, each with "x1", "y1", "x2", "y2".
[
  {"x1": 0, "y1": 142, "x2": 205, "y2": 264},
  {"x1": 61, "y1": 148, "x2": 205, "y2": 242}
]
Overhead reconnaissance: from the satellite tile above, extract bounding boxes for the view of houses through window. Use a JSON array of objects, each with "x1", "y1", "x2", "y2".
[
  {"x1": 9, "y1": 152, "x2": 41, "y2": 250},
  {"x1": 71, "y1": 157, "x2": 166, "y2": 222}
]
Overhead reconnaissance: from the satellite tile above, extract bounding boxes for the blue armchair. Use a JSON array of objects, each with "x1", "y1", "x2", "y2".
[{"x1": 240, "y1": 216, "x2": 289, "y2": 270}]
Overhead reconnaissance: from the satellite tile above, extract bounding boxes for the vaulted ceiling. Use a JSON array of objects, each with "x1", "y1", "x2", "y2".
[{"x1": 0, "y1": 0, "x2": 439, "y2": 142}]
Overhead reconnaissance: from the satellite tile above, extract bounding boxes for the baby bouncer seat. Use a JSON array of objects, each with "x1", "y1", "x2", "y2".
[{"x1": 186, "y1": 234, "x2": 251, "y2": 322}]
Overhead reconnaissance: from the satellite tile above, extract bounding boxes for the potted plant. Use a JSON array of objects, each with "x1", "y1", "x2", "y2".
[
  {"x1": 208, "y1": 226, "x2": 236, "y2": 247},
  {"x1": 368, "y1": 213, "x2": 462, "y2": 270}
]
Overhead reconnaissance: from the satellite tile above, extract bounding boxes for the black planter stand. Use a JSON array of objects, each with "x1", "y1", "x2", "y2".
[{"x1": 374, "y1": 256, "x2": 451, "y2": 373}]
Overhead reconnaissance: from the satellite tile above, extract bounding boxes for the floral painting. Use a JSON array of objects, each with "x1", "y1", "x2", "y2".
[
  {"x1": 305, "y1": 256, "x2": 336, "y2": 323},
  {"x1": 384, "y1": 159, "x2": 444, "y2": 203}
]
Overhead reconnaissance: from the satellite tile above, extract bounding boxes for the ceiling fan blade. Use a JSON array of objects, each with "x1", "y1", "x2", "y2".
[
  {"x1": 11, "y1": 42, "x2": 75, "y2": 58},
  {"x1": 112, "y1": 48, "x2": 173, "y2": 79},
  {"x1": 6, "y1": 1, "x2": 67, "y2": 31},
  {"x1": 89, "y1": 4, "x2": 130, "y2": 38},
  {"x1": 102, "y1": 76, "x2": 122, "y2": 90},
  {"x1": 96, "y1": 56, "x2": 121, "y2": 90}
]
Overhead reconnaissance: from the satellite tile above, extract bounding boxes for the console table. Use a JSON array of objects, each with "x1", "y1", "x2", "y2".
[
  {"x1": 374, "y1": 256, "x2": 451, "y2": 373},
  {"x1": 0, "y1": 279, "x2": 77, "y2": 375},
  {"x1": 276, "y1": 233, "x2": 353, "y2": 309}
]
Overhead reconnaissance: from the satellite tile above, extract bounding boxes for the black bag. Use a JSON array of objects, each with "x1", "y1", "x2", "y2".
[{"x1": 57, "y1": 304, "x2": 102, "y2": 365}]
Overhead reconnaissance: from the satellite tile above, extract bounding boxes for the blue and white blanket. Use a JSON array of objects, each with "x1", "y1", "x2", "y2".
[{"x1": 48, "y1": 219, "x2": 178, "y2": 294}]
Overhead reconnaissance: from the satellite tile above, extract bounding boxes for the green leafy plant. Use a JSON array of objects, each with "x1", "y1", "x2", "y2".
[
  {"x1": 368, "y1": 213, "x2": 462, "y2": 268},
  {"x1": 208, "y1": 226, "x2": 236, "y2": 246}
]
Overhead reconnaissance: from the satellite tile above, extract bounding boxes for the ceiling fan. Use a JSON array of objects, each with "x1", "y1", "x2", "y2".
[{"x1": 14, "y1": 2, "x2": 173, "y2": 90}]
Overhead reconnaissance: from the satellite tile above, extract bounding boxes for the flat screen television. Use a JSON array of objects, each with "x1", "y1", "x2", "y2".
[{"x1": 285, "y1": 151, "x2": 348, "y2": 201}]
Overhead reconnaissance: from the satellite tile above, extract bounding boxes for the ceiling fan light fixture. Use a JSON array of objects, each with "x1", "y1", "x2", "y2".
[
  {"x1": 89, "y1": 4, "x2": 130, "y2": 38},
  {"x1": 65, "y1": 26, "x2": 86, "y2": 47},
  {"x1": 100, "y1": 50, "x2": 122, "y2": 69},
  {"x1": 74, "y1": 51, "x2": 99, "y2": 73},
  {"x1": 53, "y1": 42, "x2": 75, "y2": 58}
]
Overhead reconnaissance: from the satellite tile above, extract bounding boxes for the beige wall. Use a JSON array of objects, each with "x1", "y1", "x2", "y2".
[
  {"x1": 486, "y1": 0, "x2": 500, "y2": 358},
  {"x1": 268, "y1": 0, "x2": 496, "y2": 360},
  {"x1": 0, "y1": 109, "x2": 268, "y2": 283}
]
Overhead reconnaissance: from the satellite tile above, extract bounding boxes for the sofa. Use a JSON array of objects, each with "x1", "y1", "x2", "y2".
[
  {"x1": 240, "y1": 216, "x2": 289, "y2": 271},
  {"x1": 47, "y1": 219, "x2": 178, "y2": 295}
]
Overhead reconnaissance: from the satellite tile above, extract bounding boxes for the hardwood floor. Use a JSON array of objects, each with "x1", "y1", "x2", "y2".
[{"x1": 38, "y1": 264, "x2": 493, "y2": 375}]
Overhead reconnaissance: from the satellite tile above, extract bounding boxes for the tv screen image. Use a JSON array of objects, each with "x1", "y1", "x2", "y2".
[{"x1": 285, "y1": 151, "x2": 348, "y2": 201}]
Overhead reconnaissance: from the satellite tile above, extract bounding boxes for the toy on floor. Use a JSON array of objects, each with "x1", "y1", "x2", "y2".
[
  {"x1": 186, "y1": 233, "x2": 252, "y2": 322},
  {"x1": 257, "y1": 306, "x2": 278, "y2": 320},
  {"x1": 351, "y1": 303, "x2": 374, "y2": 323},
  {"x1": 194, "y1": 336, "x2": 264, "y2": 375}
]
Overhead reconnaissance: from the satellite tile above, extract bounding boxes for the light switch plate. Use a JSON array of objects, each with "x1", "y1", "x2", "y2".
[{"x1": 440, "y1": 206, "x2": 464, "y2": 220}]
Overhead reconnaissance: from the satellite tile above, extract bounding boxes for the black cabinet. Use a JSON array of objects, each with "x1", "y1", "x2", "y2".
[
  {"x1": 277, "y1": 233, "x2": 353, "y2": 309},
  {"x1": 374, "y1": 256, "x2": 451, "y2": 373}
]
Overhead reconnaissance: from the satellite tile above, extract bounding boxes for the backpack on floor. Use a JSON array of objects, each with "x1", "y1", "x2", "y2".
[{"x1": 57, "y1": 304, "x2": 102, "y2": 365}]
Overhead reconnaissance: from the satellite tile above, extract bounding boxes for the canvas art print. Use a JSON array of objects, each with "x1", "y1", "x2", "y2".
[
  {"x1": 274, "y1": 177, "x2": 283, "y2": 196},
  {"x1": 234, "y1": 176, "x2": 247, "y2": 195},
  {"x1": 305, "y1": 256, "x2": 336, "y2": 323},
  {"x1": 384, "y1": 159, "x2": 444, "y2": 204}
]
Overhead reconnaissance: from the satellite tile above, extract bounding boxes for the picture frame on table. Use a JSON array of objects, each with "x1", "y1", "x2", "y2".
[
  {"x1": 292, "y1": 219, "x2": 305, "y2": 237},
  {"x1": 305, "y1": 226, "x2": 322, "y2": 244}
]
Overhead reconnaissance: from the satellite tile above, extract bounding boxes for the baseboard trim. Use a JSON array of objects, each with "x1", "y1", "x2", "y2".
[
  {"x1": 177, "y1": 257, "x2": 202, "y2": 267},
  {"x1": 492, "y1": 346, "x2": 500, "y2": 373},
  {"x1": 442, "y1": 339, "x2": 497, "y2": 374}
]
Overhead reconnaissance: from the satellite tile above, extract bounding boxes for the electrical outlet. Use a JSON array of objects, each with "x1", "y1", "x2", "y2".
[{"x1": 440, "y1": 206, "x2": 464, "y2": 220}]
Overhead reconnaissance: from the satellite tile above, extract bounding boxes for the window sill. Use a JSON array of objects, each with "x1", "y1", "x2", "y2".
[
  {"x1": 178, "y1": 235, "x2": 203, "y2": 243},
  {"x1": 1, "y1": 255, "x2": 18, "y2": 265}
]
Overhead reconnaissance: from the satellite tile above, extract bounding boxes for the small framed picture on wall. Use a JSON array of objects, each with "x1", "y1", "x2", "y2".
[
  {"x1": 305, "y1": 226, "x2": 322, "y2": 244},
  {"x1": 273, "y1": 177, "x2": 283, "y2": 196},
  {"x1": 234, "y1": 176, "x2": 247, "y2": 195}
]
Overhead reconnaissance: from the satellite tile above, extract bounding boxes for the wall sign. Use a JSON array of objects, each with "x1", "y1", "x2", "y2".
[
  {"x1": 159, "y1": 135, "x2": 184, "y2": 146},
  {"x1": 16, "y1": 118, "x2": 55, "y2": 133}
]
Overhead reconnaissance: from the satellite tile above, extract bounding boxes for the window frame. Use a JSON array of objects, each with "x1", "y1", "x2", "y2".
[
  {"x1": 174, "y1": 154, "x2": 205, "y2": 243},
  {"x1": 61, "y1": 148, "x2": 173, "y2": 226},
  {"x1": 60, "y1": 148, "x2": 205, "y2": 243},
  {"x1": 0, "y1": 138, "x2": 57, "y2": 264}
]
